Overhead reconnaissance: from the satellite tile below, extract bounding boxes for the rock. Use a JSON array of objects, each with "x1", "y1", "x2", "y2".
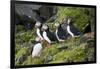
[
  {"x1": 15, "y1": 4, "x2": 57, "y2": 31},
  {"x1": 80, "y1": 32, "x2": 95, "y2": 49},
  {"x1": 89, "y1": 9, "x2": 95, "y2": 34},
  {"x1": 15, "y1": 4, "x2": 41, "y2": 20},
  {"x1": 86, "y1": 38, "x2": 94, "y2": 48},
  {"x1": 16, "y1": 54, "x2": 27, "y2": 64},
  {"x1": 83, "y1": 23, "x2": 91, "y2": 34},
  {"x1": 80, "y1": 32, "x2": 93, "y2": 43},
  {"x1": 46, "y1": 15, "x2": 56, "y2": 23},
  {"x1": 44, "y1": 54, "x2": 53, "y2": 64},
  {"x1": 15, "y1": 4, "x2": 57, "y2": 24},
  {"x1": 85, "y1": 48, "x2": 95, "y2": 62},
  {"x1": 57, "y1": 45, "x2": 68, "y2": 51}
]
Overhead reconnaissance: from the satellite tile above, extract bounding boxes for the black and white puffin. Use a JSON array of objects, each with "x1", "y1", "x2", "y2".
[
  {"x1": 61, "y1": 17, "x2": 80, "y2": 37},
  {"x1": 55, "y1": 22, "x2": 69, "y2": 41},
  {"x1": 35, "y1": 21, "x2": 44, "y2": 40},
  {"x1": 42, "y1": 24, "x2": 58, "y2": 44},
  {"x1": 31, "y1": 37, "x2": 42, "y2": 58},
  {"x1": 66, "y1": 18, "x2": 80, "y2": 37}
]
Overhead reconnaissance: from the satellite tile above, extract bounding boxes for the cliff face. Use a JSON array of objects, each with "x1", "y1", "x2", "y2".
[{"x1": 15, "y1": 6, "x2": 96, "y2": 66}]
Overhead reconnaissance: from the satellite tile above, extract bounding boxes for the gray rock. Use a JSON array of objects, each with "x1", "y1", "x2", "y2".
[
  {"x1": 44, "y1": 54, "x2": 53, "y2": 64},
  {"x1": 86, "y1": 38, "x2": 94, "y2": 48},
  {"x1": 15, "y1": 4, "x2": 41, "y2": 20},
  {"x1": 57, "y1": 45, "x2": 68, "y2": 51},
  {"x1": 15, "y1": 54, "x2": 27, "y2": 64},
  {"x1": 15, "y1": 4, "x2": 57, "y2": 23}
]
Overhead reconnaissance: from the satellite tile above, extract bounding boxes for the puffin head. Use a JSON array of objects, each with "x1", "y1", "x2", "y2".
[
  {"x1": 67, "y1": 18, "x2": 71, "y2": 25},
  {"x1": 62, "y1": 16, "x2": 72, "y2": 25},
  {"x1": 55, "y1": 22, "x2": 60, "y2": 28},
  {"x1": 42, "y1": 24, "x2": 49, "y2": 31},
  {"x1": 35, "y1": 21, "x2": 42, "y2": 28}
]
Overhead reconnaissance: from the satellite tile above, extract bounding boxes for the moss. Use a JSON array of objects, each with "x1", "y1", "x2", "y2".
[
  {"x1": 23, "y1": 55, "x2": 43, "y2": 65},
  {"x1": 15, "y1": 47, "x2": 28, "y2": 58},
  {"x1": 15, "y1": 47, "x2": 28, "y2": 65},
  {"x1": 85, "y1": 47, "x2": 95, "y2": 61},
  {"x1": 15, "y1": 30, "x2": 36, "y2": 45},
  {"x1": 52, "y1": 44, "x2": 86, "y2": 63},
  {"x1": 15, "y1": 44, "x2": 22, "y2": 54},
  {"x1": 16, "y1": 25, "x2": 24, "y2": 32},
  {"x1": 49, "y1": 60, "x2": 65, "y2": 64},
  {"x1": 15, "y1": 35, "x2": 95, "y2": 65},
  {"x1": 22, "y1": 56, "x2": 31, "y2": 65}
]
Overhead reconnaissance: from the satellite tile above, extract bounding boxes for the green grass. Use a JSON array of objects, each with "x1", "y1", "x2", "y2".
[{"x1": 15, "y1": 34, "x2": 94, "y2": 65}]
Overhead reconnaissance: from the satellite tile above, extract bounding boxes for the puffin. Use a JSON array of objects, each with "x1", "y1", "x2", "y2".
[
  {"x1": 31, "y1": 37, "x2": 42, "y2": 58},
  {"x1": 66, "y1": 18, "x2": 80, "y2": 37},
  {"x1": 42, "y1": 24, "x2": 58, "y2": 44},
  {"x1": 55, "y1": 22, "x2": 69, "y2": 41},
  {"x1": 35, "y1": 21, "x2": 44, "y2": 40},
  {"x1": 61, "y1": 17, "x2": 80, "y2": 37}
]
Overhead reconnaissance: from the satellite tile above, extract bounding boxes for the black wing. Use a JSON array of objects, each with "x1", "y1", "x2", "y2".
[
  {"x1": 70, "y1": 24, "x2": 80, "y2": 35},
  {"x1": 57, "y1": 25, "x2": 69, "y2": 39},
  {"x1": 46, "y1": 31, "x2": 58, "y2": 41}
]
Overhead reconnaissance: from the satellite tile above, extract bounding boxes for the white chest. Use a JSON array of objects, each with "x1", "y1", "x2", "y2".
[
  {"x1": 43, "y1": 31, "x2": 51, "y2": 43},
  {"x1": 67, "y1": 25, "x2": 74, "y2": 37},
  {"x1": 36, "y1": 28, "x2": 43, "y2": 40},
  {"x1": 32, "y1": 43, "x2": 42, "y2": 58}
]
